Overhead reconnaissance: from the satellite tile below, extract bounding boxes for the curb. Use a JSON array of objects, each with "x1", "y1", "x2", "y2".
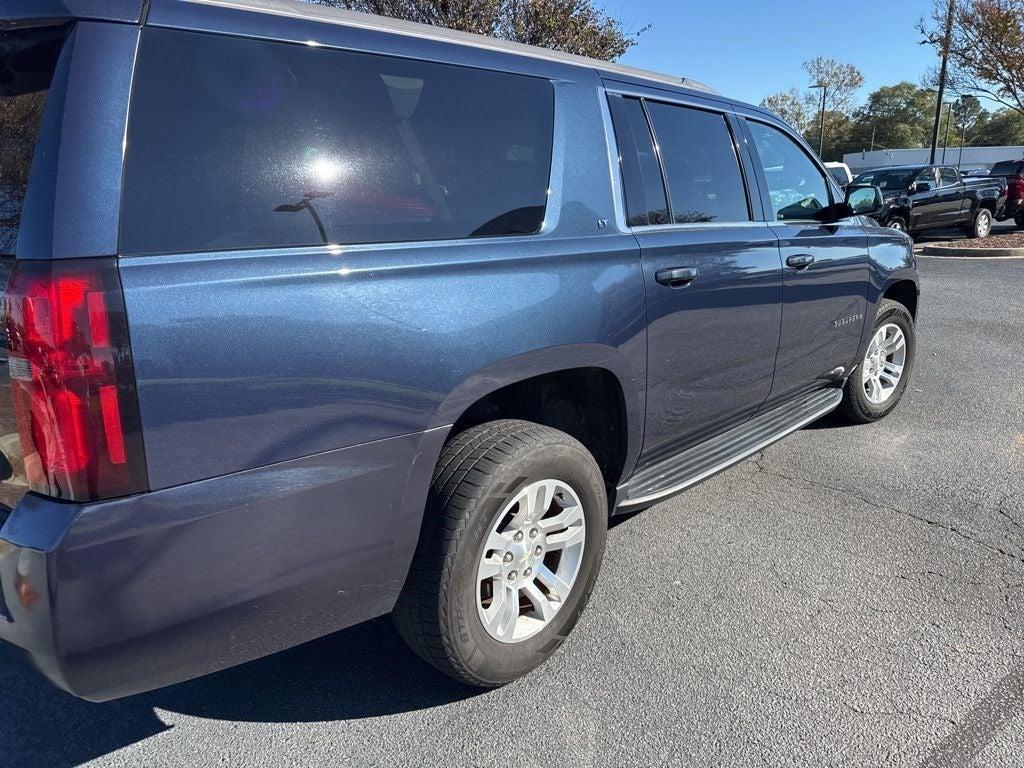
[{"x1": 919, "y1": 244, "x2": 1024, "y2": 258}]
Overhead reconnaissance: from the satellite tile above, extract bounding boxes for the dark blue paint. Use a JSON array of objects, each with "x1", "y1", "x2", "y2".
[
  {"x1": 17, "y1": 22, "x2": 137, "y2": 260},
  {"x1": 121, "y1": 235, "x2": 648, "y2": 490},
  {"x1": 0, "y1": 0, "x2": 919, "y2": 700},
  {"x1": 0, "y1": 427, "x2": 447, "y2": 700},
  {"x1": 0, "y1": 0, "x2": 142, "y2": 25},
  {"x1": 635, "y1": 225, "x2": 783, "y2": 455},
  {"x1": 765, "y1": 221, "x2": 870, "y2": 399}
]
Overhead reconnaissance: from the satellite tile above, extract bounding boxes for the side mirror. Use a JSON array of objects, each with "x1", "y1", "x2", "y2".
[
  {"x1": 913, "y1": 181, "x2": 932, "y2": 194},
  {"x1": 843, "y1": 184, "x2": 883, "y2": 217}
]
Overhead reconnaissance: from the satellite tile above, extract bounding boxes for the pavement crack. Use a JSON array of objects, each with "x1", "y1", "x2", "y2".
[{"x1": 752, "y1": 454, "x2": 1023, "y2": 566}]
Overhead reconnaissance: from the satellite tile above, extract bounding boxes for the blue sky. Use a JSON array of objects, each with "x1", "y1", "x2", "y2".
[{"x1": 605, "y1": 0, "x2": 938, "y2": 107}]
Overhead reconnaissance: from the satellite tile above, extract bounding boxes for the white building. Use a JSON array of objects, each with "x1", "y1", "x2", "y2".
[{"x1": 843, "y1": 145, "x2": 1024, "y2": 175}]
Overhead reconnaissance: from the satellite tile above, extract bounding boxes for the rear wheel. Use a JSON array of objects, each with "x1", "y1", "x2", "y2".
[
  {"x1": 393, "y1": 420, "x2": 607, "y2": 687},
  {"x1": 968, "y1": 208, "x2": 993, "y2": 238},
  {"x1": 839, "y1": 298, "x2": 915, "y2": 423}
]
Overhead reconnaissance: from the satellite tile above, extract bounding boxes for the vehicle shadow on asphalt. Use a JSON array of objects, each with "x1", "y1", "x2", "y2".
[{"x1": 3, "y1": 616, "x2": 482, "y2": 768}]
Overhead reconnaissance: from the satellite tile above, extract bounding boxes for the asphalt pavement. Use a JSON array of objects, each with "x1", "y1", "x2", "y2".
[{"x1": 1, "y1": 256, "x2": 1022, "y2": 768}]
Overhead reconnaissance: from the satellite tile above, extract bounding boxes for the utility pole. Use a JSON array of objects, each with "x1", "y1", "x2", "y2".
[
  {"x1": 870, "y1": 124, "x2": 876, "y2": 151},
  {"x1": 811, "y1": 83, "x2": 827, "y2": 157},
  {"x1": 942, "y1": 103, "x2": 952, "y2": 163},
  {"x1": 929, "y1": 0, "x2": 955, "y2": 164}
]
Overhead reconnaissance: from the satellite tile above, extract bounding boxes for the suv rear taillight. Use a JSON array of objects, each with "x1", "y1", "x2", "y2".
[{"x1": 3, "y1": 259, "x2": 147, "y2": 501}]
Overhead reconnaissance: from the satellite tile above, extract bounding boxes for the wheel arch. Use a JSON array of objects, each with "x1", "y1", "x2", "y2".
[
  {"x1": 430, "y1": 345, "x2": 644, "y2": 493},
  {"x1": 882, "y1": 279, "x2": 919, "y2": 319}
]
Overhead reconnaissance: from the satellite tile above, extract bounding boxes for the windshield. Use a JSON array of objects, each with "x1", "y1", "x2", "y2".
[
  {"x1": 853, "y1": 169, "x2": 917, "y2": 191},
  {"x1": 990, "y1": 161, "x2": 1023, "y2": 177}
]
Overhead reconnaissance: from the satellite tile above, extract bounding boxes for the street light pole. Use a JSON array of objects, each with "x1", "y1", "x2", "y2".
[{"x1": 811, "y1": 83, "x2": 827, "y2": 157}]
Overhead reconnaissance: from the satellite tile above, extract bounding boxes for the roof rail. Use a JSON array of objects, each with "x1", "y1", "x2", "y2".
[{"x1": 179, "y1": 0, "x2": 718, "y2": 95}]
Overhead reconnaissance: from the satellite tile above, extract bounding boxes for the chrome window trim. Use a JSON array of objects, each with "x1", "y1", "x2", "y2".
[
  {"x1": 629, "y1": 221, "x2": 774, "y2": 234},
  {"x1": 604, "y1": 86, "x2": 758, "y2": 230}
]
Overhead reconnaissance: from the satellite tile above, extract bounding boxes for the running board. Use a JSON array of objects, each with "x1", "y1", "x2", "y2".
[{"x1": 616, "y1": 387, "x2": 843, "y2": 512}]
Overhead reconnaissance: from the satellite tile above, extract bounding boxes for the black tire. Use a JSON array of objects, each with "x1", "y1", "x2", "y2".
[
  {"x1": 839, "y1": 298, "x2": 915, "y2": 424},
  {"x1": 392, "y1": 419, "x2": 607, "y2": 687},
  {"x1": 968, "y1": 207, "x2": 993, "y2": 238}
]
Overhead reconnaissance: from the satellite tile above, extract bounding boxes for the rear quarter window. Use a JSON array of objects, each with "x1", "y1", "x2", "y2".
[
  {"x1": 121, "y1": 29, "x2": 555, "y2": 255},
  {"x1": 0, "y1": 90, "x2": 45, "y2": 256}
]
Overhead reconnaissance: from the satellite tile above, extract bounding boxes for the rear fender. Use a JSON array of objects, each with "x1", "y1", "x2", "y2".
[{"x1": 431, "y1": 344, "x2": 645, "y2": 481}]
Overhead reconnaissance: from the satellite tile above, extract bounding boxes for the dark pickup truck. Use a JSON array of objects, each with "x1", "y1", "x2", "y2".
[{"x1": 852, "y1": 164, "x2": 1008, "y2": 238}]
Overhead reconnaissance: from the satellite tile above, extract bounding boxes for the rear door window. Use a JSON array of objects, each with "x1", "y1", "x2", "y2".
[
  {"x1": 645, "y1": 102, "x2": 750, "y2": 224},
  {"x1": 939, "y1": 167, "x2": 959, "y2": 186},
  {"x1": 121, "y1": 29, "x2": 555, "y2": 255}
]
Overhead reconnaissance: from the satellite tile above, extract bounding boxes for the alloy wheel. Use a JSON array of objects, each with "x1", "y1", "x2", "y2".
[
  {"x1": 476, "y1": 479, "x2": 586, "y2": 643},
  {"x1": 861, "y1": 323, "x2": 907, "y2": 404},
  {"x1": 976, "y1": 211, "x2": 992, "y2": 237}
]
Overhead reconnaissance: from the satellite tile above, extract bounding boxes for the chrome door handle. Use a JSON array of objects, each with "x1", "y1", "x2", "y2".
[
  {"x1": 655, "y1": 267, "x2": 699, "y2": 287},
  {"x1": 786, "y1": 254, "x2": 815, "y2": 269}
]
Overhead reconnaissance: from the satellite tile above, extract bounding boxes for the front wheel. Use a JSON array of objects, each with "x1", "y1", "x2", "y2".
[
  {"x1": 886, "y1": 217, "x2": 911, "y2": 238},
  {"x1": 968, "y1": 208, "x2": 993, "y2": 238},
  {"x1": 392, "y1": 420, "x2": 607, "y2": 687},
  {"x1": 839, "y1": 298, "x2": 915, "y2": 423}
]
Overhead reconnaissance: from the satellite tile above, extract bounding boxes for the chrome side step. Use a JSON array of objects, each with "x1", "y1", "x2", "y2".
[{"x1": 616, "y1": 387, "x2": 843, "y2": 512}]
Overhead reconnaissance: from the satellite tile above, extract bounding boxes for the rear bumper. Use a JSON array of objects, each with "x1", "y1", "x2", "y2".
[{"x1": 0, "y1": 427, "x2": 447, "y2": 701}]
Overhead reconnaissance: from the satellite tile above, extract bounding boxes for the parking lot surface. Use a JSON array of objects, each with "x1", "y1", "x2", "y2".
[{"x1": 1, "y1": 256, "x2": 1022, "y2": 768}]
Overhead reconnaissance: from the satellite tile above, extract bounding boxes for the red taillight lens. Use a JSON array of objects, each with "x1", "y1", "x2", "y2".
[{"x1": 3, "y1": 259, "x2": 147, "y2": 501}]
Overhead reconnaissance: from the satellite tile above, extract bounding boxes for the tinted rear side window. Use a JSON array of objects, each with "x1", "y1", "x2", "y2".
[
  {"x1": 645, "y1": 102, "x2": 750, "y2": 224},
  {"x1": 121, "y1": 29, "x2": 555, "y2": 255},
  {"x1": 607, "y1": 94, "x2": 669, "y2": 227}
]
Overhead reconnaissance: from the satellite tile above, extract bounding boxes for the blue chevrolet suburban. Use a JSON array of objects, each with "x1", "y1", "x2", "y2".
[{"x1": 0, "y1": 0, "x2": 918, "y2": 701}]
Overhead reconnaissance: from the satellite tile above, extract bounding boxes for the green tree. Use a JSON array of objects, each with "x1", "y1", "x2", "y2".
[
  {"x1": 304, "y1": 0, "x2": 645, "y2": 60},
  {"x1": 971, "y1": 108, "x2": 1024, "y2": 145},
  {"x1": 842, "y1": 82, "x2": 936, "y2": 152}
]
